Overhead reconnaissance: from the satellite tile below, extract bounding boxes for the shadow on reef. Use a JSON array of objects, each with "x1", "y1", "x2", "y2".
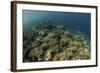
[{"x1": 23, "y1": 21, "x2": 91, "y2": 62}]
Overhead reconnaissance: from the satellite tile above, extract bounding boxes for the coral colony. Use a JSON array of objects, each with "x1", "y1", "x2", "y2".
[{"x1": 23, "y1": 21, "x2": 90, "y2": 62}]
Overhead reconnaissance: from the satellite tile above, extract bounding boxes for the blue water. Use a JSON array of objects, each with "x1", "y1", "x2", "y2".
[{"x1": 23, "y1": 10, "x2": 91, "y2": 37}]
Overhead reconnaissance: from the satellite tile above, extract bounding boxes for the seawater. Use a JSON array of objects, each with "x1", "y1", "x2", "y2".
[{"x1": 22, "y1": 10, "x2": 91, "y2": 38}]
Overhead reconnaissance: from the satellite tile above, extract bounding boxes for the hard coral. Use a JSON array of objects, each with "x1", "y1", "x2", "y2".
[{"x1": 23, "y1": 21, "x2": 91, "y2": 62}]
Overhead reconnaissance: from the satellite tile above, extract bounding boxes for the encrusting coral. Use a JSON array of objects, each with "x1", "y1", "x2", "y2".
[{"x1": 23, "y1": 21, "x2": 91, "y2": 62}]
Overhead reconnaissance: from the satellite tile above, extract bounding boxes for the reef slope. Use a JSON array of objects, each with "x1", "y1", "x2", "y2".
[{"x1": 23, "y1": 21, "x2": 90, "y2": 62}]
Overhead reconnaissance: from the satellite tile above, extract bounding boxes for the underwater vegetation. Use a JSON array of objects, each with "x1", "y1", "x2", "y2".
[{"x1": 23, "y1": 21, "x2": 91, "y2": 62}]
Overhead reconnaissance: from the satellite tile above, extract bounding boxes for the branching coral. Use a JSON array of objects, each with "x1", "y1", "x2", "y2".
[{"x1": 23, "y1": 21, "x2": 91, "y2": 62}]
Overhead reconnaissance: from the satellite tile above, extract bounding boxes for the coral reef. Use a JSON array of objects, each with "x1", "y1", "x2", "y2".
[{"x1": 23, "y1": 21, "x2": 91, "y2": 62}]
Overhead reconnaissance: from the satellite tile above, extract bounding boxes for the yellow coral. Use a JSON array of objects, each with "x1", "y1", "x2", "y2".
[{"x1": 44, "y1": 49, "x2": 52, "y2": 61}]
